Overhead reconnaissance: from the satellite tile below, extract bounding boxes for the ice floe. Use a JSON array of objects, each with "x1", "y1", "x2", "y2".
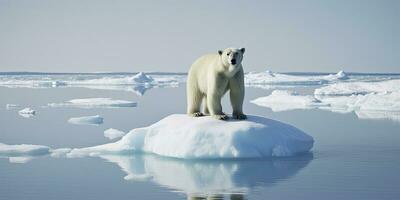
[
  {"x1": 48, "y1": 98, "x2": 136, "y2": 108},
  {"x1": 0, "y1": 143, "x2": 50, "y2": 157},
  {"x1": 251, "y1": 90, "x2": 329, "y2": 111},
  {"x1": 252, "y1": 88, "x2": 400, "y2": 122},
  {"x1": 67, "y1": 114, "x2": 314, "y2": 159},
  {"x1": 68, "y1": 115, "x2": 104, "y2": 125},
  {"x1": 104, "y1": 128, "x2": 126, "y2": 140}
]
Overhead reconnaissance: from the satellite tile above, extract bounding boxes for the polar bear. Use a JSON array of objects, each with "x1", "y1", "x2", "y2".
[{"x1": 187, "y1": 47, "x2": 247, "y2": 120}]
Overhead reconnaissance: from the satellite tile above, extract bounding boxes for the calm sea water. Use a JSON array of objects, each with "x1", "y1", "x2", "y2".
[{"x1": 1, "y1": 82, "x2": 400, "y2": 200}]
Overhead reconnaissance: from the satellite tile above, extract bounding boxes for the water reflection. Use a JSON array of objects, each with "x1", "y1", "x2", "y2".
[{"x1": 97, "y1": 153, "x2": 313, "y2": 198}]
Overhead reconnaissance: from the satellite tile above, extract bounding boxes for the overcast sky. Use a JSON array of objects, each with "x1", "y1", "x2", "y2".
[{"x1": 0, "y1": 0, "x2": 399, "y2": 73}]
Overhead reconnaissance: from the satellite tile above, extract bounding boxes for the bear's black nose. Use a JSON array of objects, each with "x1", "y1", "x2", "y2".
[{"x1": 231, "y1": 59, "x2": 236, "y2": 65}]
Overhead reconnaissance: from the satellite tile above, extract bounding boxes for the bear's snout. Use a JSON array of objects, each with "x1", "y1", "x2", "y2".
[{"x1": 231, "y1": 59, "x2": 237, "y2": 65}]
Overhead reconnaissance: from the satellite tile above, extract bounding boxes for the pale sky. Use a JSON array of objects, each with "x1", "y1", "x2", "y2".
[{"x1": 0, "y1": 0, "x2": 399, "y2": 73}]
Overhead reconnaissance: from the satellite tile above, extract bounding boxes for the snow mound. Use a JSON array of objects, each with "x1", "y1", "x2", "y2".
[
  {"x1": 251, "y1": 90, "x2": 329, "y2": 111},
  {"x1": 68, "y1": 115, "x2": 104, "y2": 125},
  {"x1": 0, "y1": 143, "x2": 50, "y2": 156},
  {"x1": 48, "y1": 98, "x2": 136, "y2": 108},
  {"x1": 68, "y1": 114, "x2": 314, "y2": 159},
  {"x1": 315, "y1": 79, "x2": 400, "y2": 96},
  {"x1": 104, "y1": 128, "x2": 126, "y2": 140}
]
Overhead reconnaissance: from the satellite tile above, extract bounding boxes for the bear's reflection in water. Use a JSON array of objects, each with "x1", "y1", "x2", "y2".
[{"x1": 97, "y1": 153, "x2": 313, "y2": 199}]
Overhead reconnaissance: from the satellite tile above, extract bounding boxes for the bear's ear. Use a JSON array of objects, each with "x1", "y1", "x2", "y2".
[
  {"x1": 218, "y1": 50, "x2": 223, "y2": 55},
  {"x1": 240, "y1": 48, "x2": 245, "y2": 54}
]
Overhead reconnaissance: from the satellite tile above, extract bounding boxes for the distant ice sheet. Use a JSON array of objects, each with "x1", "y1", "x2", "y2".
[
  {"x1": 68, "y1": 115, "x2": 104, "y2": 125},
  {"x1": 0, "y1": 72, "x2": 184, "y2": 94},
  {"x1": 48, "y1": 98, "x2": 136, "y2": 108},
  {"x1": 245, "y1": 70, "x2": 348, "y2": 87},
  {"x1": 315, "y1": 79, "x2": 400, "y2": 95},
  {"x1": 68, "y1": 114, "x2": 314, "y2": 159}
]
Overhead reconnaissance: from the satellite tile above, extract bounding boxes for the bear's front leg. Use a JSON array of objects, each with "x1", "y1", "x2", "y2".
[
  {"x1": 207, "y1": 92, "x2": 228, "y2": 120},
  {"x1": 229, "y1": 68, "x2": 247, "y2": 120}
]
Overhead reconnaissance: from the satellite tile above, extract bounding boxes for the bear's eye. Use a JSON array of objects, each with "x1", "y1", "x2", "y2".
[{"x1": 227, "y1": 52, "x2": 230, "y2": 56}]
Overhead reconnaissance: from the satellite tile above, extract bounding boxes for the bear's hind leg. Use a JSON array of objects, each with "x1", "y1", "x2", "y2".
[{"x1": 203, "y1": 96, "x2": 210, "y2": 115}]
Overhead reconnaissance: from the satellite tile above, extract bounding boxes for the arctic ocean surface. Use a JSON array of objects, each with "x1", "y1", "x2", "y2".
[{"x1": 1, "y1": 72, "x2": 400, "y2": 200}]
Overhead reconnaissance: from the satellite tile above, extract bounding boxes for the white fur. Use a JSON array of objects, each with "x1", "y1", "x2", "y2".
[{"x1": 187, "y1": 47, "x2": 246, "y2": 120}]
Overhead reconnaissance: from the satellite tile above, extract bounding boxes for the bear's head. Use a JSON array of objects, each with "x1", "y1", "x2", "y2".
[{"x1": 218, "y1": 47, "x2": 245, "y2": 75}]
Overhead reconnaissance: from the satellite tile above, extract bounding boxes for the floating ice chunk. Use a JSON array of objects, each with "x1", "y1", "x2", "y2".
[
  {"x1": 18, "y1": 107, "x2": 36, "y2": 114},
  {"x1": 18, "y1": 107, "x2": 36, "y2": 118},
  {"x1": 68, "y1": 114, "x2": 314, "y2": 159},
  {"x1": 104, "y1": 128, "x2": 126, "y2": 140},
  {"x1": 315, "y1": 80, "x2": 400, "y2": 96},
  {"x1": 68, "y1": 115, "x2": 104, "y2": 125},
  {"x1": 0, "y1": 143, "x2": 50, "y2": 156},
  {"x1": 251, "y1": 90, "x2": 329, "y2": 111},
  {"x1": 48, "y1": 98, "x2": 136, "y2": 108}
]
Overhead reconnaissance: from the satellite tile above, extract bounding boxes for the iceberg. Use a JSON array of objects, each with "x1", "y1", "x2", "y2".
[
  {"x1": 251, "y1": 90, "x2": 329, "y2": 111},
  {"x1": 68, "y1": 115, "x2": 104, "y2": 125},
  {"x1": 48, "y1": 98, "x2": 136, "y2": 108},
  {"x1": 104, "y1": 128, "x2": 126, "y2": 140},
  {"x1": 68, "y1": 114, "x2": 314, "y2": 159}
]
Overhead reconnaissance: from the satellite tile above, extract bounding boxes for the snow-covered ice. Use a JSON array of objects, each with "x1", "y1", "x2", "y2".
[
  {"x1": 68, "y1": 114, "x2": 314, "y2": 159},
  {"x1": 48, "y1": 98, "x2": 136, "y2": 108},
  {"x1": 104, "y1": 128, "x2": 126, "y2": 140},
  {"x1": 251, "y1": 90, "x2": 329, "y2": 111},
  {"x1": 68, "y1": 115, "x2": 104, "y2": 125}
]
